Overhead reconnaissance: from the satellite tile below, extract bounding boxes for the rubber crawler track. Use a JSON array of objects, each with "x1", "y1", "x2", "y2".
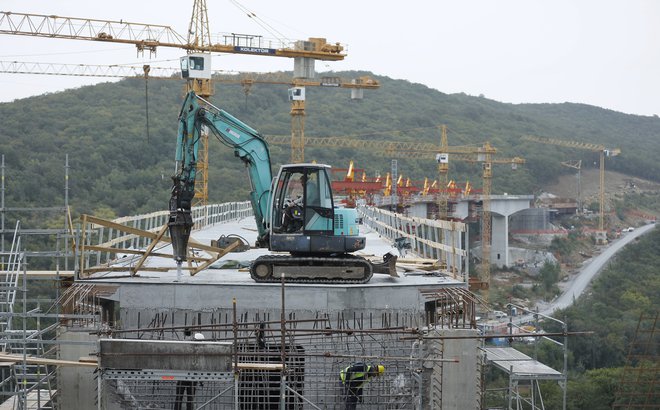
[{"x1": 249, "y1": 254, "x2": 374, "y2": 284}]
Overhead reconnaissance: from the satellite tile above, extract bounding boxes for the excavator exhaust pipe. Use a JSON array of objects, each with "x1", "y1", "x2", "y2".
[{"x1": 168, "y1": 210, "x2": 193, "y2": 262}]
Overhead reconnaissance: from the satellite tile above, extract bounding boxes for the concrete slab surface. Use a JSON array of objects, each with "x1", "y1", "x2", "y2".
[{"x1": 87, "y1": 217, "x2": 465, "y2": 290}]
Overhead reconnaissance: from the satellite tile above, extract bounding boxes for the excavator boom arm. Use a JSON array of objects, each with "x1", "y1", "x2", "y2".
[{"x1": 169, "y1": 91, "x2": 272, "y2": 261}]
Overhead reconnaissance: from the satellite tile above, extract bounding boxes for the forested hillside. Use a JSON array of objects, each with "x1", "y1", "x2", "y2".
[
  {"x1": 538, "y1": 226, "x2": 660, "y2": 408},
  {"x1": 1, "y1": 71, "x2": 659, "y2": 218}
]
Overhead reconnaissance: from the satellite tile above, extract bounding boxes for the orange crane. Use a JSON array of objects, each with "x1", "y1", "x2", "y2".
[
  {"x1": 521, "y1": 135, "x2": 621, "y2": 241},
  {"x1": 0, "y1": 2, "x2": 347, "y2": 205}
]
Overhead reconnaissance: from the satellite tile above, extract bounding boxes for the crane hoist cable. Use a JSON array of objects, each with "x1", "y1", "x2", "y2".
[
  {"x1": 143, "y1": 65, "x2": 151, "y2": 142},
  {"x1": 229, "y1": 0, "x2": 291, "y2": 45}
]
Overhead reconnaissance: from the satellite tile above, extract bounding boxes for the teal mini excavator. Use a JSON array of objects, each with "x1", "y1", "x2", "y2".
[{"x1": 167, "y1": 91, "x2": 397, "y2": 283}]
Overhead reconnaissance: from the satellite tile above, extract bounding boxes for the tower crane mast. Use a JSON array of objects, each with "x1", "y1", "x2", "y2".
[
  {"x1": 561, "y1": 160, "x2": 582, "y2": 213},
  {"x1": 184, "y1": 0, "x2": 213, "y2": 207},
  {"x1": 522, "y1": 135, "x2": 620, "y2": 241}
]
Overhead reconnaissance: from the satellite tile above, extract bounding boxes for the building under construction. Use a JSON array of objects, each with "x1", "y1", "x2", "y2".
[
  {"x1": 0, "y1": 186, "x2": 482, "y2": 409},
  {"x1": 71, "y1": 204, "x2": 481, "y2": 409},
  {"x1": 0, "y1": 156, "x2": 572, "y2": 410}
]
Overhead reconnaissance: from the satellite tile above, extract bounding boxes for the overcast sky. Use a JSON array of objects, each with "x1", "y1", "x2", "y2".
[{"x1": 1, "y1": 0, "x2": 658, "y2": 116}]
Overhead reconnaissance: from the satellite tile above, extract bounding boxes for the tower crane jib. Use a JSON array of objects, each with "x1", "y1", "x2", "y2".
[{"x1": 0, "y1": 4, "x2": 349, "y2": 206}]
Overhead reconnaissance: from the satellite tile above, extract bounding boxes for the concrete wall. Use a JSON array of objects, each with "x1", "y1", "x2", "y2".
[
  {"x1": 510, "y1": 208, "x2": 551, "y2": 231},
  {"x1": 490, "y1": 197, "x2": 533, "y2": 268},
  {"x1": 57, "y1": 328, "x2": 98, "y2": 410},
  {"x1": 491, "y1": 214, "x2": 509, "y2": 267},
  {"x1": 421, "y1": 328, "x2": 480, "y2": 410},
  {"x1": 83, "y1": 280, "x2": 474, "y2": 408},
  {"x1": 408, "y1": 202, "x2": 428, "y2": 218},
  {"x1": 112, "y1": 282, "x2": 433, "y2": 321}
]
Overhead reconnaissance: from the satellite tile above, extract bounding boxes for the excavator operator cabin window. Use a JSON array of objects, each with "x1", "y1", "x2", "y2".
[
  {"x1": 305, "y1": 172, "x2": 320, "y2": 207},
  {"x1": 317, "y1": 170, "x2": 333, "y2": 209}
]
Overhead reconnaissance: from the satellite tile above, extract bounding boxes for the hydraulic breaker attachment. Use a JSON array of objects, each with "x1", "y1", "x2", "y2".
[
  {"x1": 168, "y1": 210, "x2": 193, "y2": 262},
  {"x1": 372, "y1": 252, "x2": 399, "y2": 277}
]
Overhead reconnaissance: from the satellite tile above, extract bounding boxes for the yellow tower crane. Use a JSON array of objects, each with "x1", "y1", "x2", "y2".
[
  {"x1": 436, "y1": 125, "x2": 450, "y2": 219},
  {"x1": 236, "y1": 74, "x2": 380, "y2": 163},
  {"x1": 0, "y1": 4, "x2": 347, "y2": 205},
  {"x1": 521, "y1": 135, "x2": 621, "y2": 241},
  {"x1": 395, "y1": 144, "x2": 524, "y2": 301}
]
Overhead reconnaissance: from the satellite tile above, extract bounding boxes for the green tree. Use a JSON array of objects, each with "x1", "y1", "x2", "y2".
[
  {"x1": 539, "y1": 261, "x2": 560, "y2": 291},
  {"x1": 566, "y1": 367, "x2": 622, "y2": 409}
]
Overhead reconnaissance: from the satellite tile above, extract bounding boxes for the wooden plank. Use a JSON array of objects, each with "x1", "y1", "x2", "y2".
[
  {"x1": 0, "y1": 353, "x2": 97, "y2": 368},
  {"x1": 82, "y1": 214, "x2": 236, "y2": 254},
  {"x1": 23, "y1": 271, "x2": 75, "y2": 277},
  {"x1": 190, "y1": 240, "x2": 240, "y2": 276},
  {"x1": 132, "y1": 224, "x2": 169, "y2": 275},
  {"x1": 235, "y1": 362, "x2": 284, "y2": 370}
]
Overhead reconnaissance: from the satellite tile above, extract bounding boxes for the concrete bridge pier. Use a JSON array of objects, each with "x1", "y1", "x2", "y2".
[{"x1": 489, "y1": 195, "x2": 533, "y2": 268}]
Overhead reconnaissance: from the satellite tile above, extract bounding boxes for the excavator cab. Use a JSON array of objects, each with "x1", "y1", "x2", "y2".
[
  {"x1": 268, "y1": 164, "x2": 365, "y2": 254},
  {"x1": 271, "y1": 165, "x2": 333, "y2": 235}
]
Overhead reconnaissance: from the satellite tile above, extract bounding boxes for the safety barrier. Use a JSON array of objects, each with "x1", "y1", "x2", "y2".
[
  {"x1": 78, "y1": 202, "x2": 252, "y2": 274},
  {"x1": 79, "y1": 202, "x2": 468, "y2": 282},
  {"x1": 111, "y1": 201, "x2": 253, "y2": 236},
  {"x1": 358, "y1": 206, "x2": 468, "y2": 282}
]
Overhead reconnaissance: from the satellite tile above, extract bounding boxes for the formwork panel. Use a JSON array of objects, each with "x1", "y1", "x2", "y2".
[{"x1": 98, "y1": 339, "x2": 233, "y2": 371}]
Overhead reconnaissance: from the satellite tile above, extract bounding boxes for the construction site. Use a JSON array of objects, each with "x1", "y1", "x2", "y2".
[
  {"x1": 1, "y1": 168, "x2": 578, "y2": 409},
  {"x1": 3, "y1": 1, "x2": 658, "y2": 410}
]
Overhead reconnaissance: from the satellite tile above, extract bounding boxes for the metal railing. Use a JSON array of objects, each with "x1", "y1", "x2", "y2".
[
  {"x1": 358, "y1": 206, "x2": 468, "y2": 282},
  {"x1": 77, "y1": 202, "x2": 253, "y2": 274}
]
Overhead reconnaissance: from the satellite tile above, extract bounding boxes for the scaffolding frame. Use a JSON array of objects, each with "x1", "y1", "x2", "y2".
[
  {"x1": 612, "y1": 311, "x2": 659, "y2": 408},
  {"x1": 81, "y1": 281, "x2": 480, "y2": 409},
  {"x1": 95, "y1": 305, "x2": 429, "y2": 409},
  {"x1": 75, "y1": 202, "x2": 253, "y2": 278},
  {"x1": 480, "y1": 303, "x2": 568, "y2": 410},
  {"x1": 0, "y1": 155, "x2": 75, "y2": 409}
]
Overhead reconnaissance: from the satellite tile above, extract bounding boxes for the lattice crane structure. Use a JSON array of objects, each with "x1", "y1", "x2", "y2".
[
  {"x1": 522, "y1": 135, "x2": 620, "y2": 240},
  {"x1": 0, "y1": 2, "x2": 349, "y2": 205},
  {"x1": 561, "y1": 160, "x2": 582, "y2": 213},
  {"x1": 263, "y1": 133, "x2": 525, "y2": 301}
]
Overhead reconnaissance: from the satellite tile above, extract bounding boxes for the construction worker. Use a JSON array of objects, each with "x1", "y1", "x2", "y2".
[{"x1": 339, "y1": 362, "x2": 385, "y2": 409}]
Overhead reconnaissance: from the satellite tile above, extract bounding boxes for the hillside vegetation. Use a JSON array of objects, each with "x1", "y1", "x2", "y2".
[
  {"x1": 3, "y1": 72, "x2": 658, "y2": 408},
  {"x1": 536, "y1": 226, "x2": 660, "y2": 408},
  {"x1": 1, "y1": 71, "x2": 659, "y2": 219}
]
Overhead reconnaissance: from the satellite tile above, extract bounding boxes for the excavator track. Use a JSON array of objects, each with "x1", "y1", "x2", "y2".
[{"x1": 250, "y1": 254, "x2": 374, "y2": 284}]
